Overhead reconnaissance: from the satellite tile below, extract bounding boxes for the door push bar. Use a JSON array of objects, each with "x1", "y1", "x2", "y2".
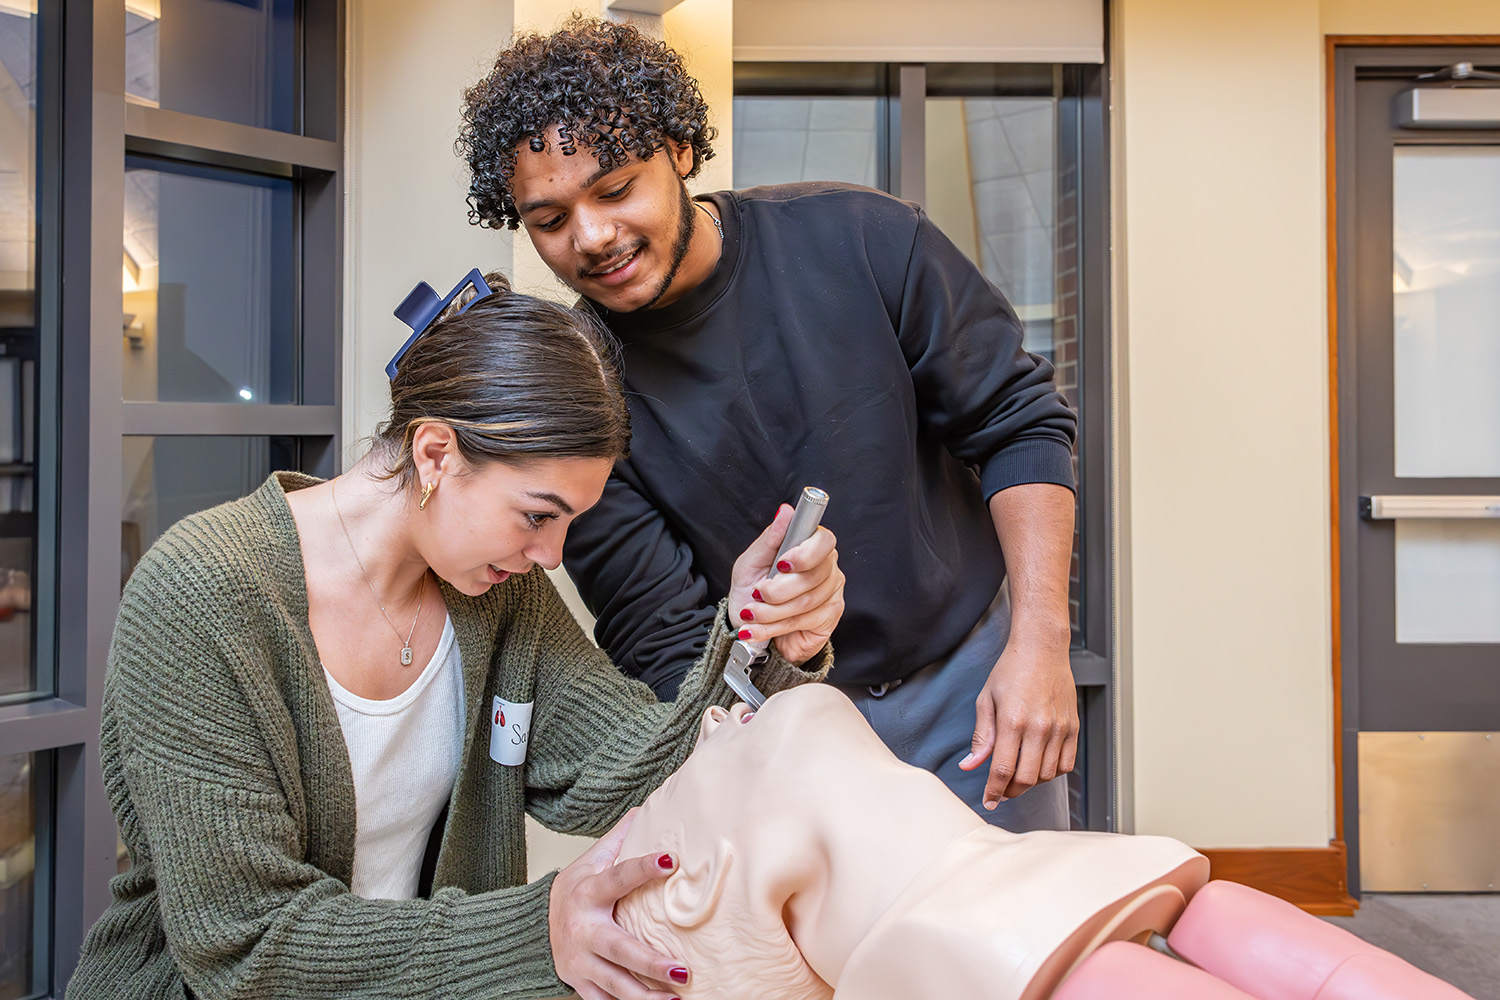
[{"x1": 1360, "y1": 495, "x2": 1500, "y2": 520}]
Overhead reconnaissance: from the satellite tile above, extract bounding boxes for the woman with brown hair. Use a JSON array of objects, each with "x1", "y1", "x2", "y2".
[{"x1": 68, "y1": 271, "x2": 844, "y2": 1000}]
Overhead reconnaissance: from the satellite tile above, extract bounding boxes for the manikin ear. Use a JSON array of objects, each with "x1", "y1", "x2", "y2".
[
  {"x1": 410, "y1": 422, "x2": 461, "y2": 489},
  {"x1": 662, "y1": 840, "x2": 732, "y2": 931}
]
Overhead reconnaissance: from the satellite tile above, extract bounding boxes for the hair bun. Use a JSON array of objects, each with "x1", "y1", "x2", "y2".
[
  {"x1": 442, "y1": 269, "x2": 512, "y2": 321},
  {"x1": 479, "y1": 270, "x2": 513, "y2": 297}
]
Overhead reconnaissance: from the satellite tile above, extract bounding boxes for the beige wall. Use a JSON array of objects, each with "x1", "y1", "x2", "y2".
[
  {"x1": 344, "y1": 0, "x2": 512, "y2": 454},
  {"x1": 1114, "y1": 0, "x2": 1498, "y2": 847},
  {"x1": 733, "y1": 0, "x2": 1104, "y2": 63},
  {"x1": 1321, "y1": 0, "x2": 1500, "y2": 35},
  {"x1": 1115, "y1": 0, "x2": 1332, "y2": 848},
  {"x1": 665, "y1": 0, "x2": 736, "y2": 196}
]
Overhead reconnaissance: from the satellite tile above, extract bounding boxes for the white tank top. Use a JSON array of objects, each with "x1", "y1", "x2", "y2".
[{"x1": 322, "y1": 615, "x2": 465, "y2": 899}]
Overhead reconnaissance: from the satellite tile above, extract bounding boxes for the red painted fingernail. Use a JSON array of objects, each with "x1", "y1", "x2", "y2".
[
  {"x1": 670, "y1": 968, "x2": 689, "y2": 985},
  {"x1": 739, "y1": 608, "x2": 754, "y2": 622},
  {"x1": 752, "y1": 589, "x2": 762, "y2": 601},
  {"x1": 777, "y1": 560, "x2": 792, "y2": 573},
  {"x1": 737, "y1": 628, "x2": 752, "y2": 641},
  {"x1": 658, "y1": 853, "x2": 674, "y2": 869}
]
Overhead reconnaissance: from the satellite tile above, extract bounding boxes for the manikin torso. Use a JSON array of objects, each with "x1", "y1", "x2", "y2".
[{"x1": 616, "y1": 686, "x2": 1207, "y2": 1000}]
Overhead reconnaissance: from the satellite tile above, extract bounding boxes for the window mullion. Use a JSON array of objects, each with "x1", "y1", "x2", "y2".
[
  {"x1": 895, "y1": 63, "x2": 926, "y2": 204},
  {"x1": 125, "y1": 104, "x2": 339, "y2": 176}
]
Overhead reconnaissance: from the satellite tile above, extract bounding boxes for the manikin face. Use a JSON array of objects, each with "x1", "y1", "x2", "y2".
[
  {"x1": 508, "y1": 129, "x2": 709, "y2": 313},
  {"x1": 617, "y1": 688, "x2": 930, "y2": 1000},
  {"x1": 617, "y1": 698, "x2": 837, "y2": 1000},
  {"x1": 617, "y1": 687, "x2": 1210, "y2": 1000},
  {"x1": 417, "y1": 453, "x2": 612, "y2": 597}
]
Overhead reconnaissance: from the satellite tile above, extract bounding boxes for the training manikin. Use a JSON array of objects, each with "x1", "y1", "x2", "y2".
[{"x1": 616, "y1": 685, "x2": 1208, "y2": 1000}]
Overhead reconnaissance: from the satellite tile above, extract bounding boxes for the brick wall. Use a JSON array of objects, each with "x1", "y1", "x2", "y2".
[{"x1": 1054, "y1": 128, "x2": 1083, "y2": 639}]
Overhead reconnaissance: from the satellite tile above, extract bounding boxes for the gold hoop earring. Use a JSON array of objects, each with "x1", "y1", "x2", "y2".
[{"x1": 419, "y1": 481, "x2": 436, "y2": 511}]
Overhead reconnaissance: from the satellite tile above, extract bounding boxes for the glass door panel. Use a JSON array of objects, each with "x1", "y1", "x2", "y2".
[
  {"x1": 1391, "y1": 147, "x2": 1500, "y2": 479},
  {"x1": 1390, "y1": 145, "x2": 1500, "y2": 644},
  {"x1": 1395, "y1": 520, "x2": 1500, "y2": 644}
]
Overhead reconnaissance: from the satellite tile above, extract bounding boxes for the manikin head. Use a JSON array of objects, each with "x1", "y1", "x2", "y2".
[
  {"x1": 616, "y1": 686, "x2": 1208, "y2": 1000},
  {"x1": 617, "y1": 689, "x2": 978, "y2": 1000}
]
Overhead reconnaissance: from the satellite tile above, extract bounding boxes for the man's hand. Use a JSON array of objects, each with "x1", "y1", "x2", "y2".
[
  {"x1": 962, "y1": 481, "x2": 1079, "y2": 809},
  {"x1": 961, "y1": 635, "x2": 1078, "y2": 808}
]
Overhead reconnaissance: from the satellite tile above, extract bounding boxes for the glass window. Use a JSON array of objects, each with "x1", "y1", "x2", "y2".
[
  {"x1": 926, "y1": 96, "x2": 1057, "y2": 362},
  {"x1": 0, "y1": 752, "x2": 37, "y2": 999},
  {"x1": 122, "y1": 436, "x2": 297, "y2": 582},
  {"x1": 732, "y1": 64, "x2": 1109, "y2": 828},
  {"x1": 732, "y1": 63, "x2": 885, "y2": 191},
  {"x1": 10, "y1": 0, "x2": 341, "y2": 989},
  {"x1": 925, "y1": 92, "x2": 1077, "y2": 638},
  {"x1": 123, "y1": 157, "x2": 298, "y2": 405},
  {"x1": 125, "y1": 0, "x2": 299, "y2": 133},
  {"x1": 733, "y1": 96, "x2": 881, "y2": 189},
  {"x1": 0, "y1": 0, "x2": 38, "y2": 700}
]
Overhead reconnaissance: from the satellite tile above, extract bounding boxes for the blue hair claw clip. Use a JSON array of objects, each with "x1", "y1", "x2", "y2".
[{"x1": 386, "y1": 268, "x2": 493, "y2": 379}]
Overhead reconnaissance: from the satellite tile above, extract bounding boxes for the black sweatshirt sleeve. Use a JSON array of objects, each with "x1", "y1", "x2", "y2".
[
  {"x1": 561, "y1": 468, "x2": 715, "y2": 699},
  {"x1": 891, "y1": 209, "x2": 1078, "y2": 498}
]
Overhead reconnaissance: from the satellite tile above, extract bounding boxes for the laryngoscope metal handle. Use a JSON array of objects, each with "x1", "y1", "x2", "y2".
[{"x1": 740, "y1": 486, "x2": 830, "y2": 656}]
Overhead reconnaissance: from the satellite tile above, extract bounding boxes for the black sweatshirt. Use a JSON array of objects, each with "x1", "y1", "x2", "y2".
[{"x1": 564, "y1": 183, "x2": 1077, "y2": 696}]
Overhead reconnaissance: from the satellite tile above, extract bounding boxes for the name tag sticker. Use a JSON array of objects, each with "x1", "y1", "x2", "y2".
[{"x1": 489, "y1": 696, "x2": 533, "y2": 766}]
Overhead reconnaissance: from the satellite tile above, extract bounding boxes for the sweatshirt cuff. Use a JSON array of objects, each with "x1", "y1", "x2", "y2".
[{"x1": 978, "y1": 437, "x2": 1077, "y2": 501}]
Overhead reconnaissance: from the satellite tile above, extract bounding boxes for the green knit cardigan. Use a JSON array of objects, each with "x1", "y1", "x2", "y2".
[{"x1": 68, "y1": 472, "x2": 830, "y2": 1000}]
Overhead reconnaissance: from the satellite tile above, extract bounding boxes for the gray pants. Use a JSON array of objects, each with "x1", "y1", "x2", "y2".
[{"x1": 834, "y1": 584, "x2": 1069, "y2": 831}]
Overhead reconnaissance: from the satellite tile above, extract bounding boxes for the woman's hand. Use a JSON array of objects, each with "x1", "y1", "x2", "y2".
[
  {"x1": 549, "y1": 810, "x2": 690, "y2": 1000},
  {"x1": 728, "y1": 504, "x2": 845, "y2": 665}
]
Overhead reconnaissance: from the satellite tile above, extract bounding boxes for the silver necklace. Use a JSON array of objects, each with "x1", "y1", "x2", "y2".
[
  {"x1": 696, "y1": 202, "x2": 723, "y2": 241},
  {"x1": 330, "y1": 478, "x2": 425, "y2": 665}
]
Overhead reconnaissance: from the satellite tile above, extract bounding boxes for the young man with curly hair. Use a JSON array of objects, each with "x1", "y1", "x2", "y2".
[{"x1": 458, "y1": 15, "x2": 1081, "y2": 832}]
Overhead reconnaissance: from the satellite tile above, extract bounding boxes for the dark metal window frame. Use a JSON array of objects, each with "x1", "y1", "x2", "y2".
[
  {"x1": 733, "y1": 60, "x2": 1115, "y2": 830},
  {"x1": 0, "y1": 1, "x2": 344, "y2": 994}
]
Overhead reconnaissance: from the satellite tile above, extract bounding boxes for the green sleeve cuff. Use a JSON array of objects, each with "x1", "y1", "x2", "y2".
[{"x1": 708, "y1": 598, "x2": 833, "y2": 694}]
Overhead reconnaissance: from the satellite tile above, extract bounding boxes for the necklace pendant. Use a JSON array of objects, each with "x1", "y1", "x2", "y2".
[{"x1": 401, "y1": 645, "x2": 414, "y2": 666}]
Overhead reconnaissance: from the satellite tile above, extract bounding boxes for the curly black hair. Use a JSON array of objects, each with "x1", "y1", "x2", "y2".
[{"x1": 458, "y1": 14, "x2": 717, "y2": 231}]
